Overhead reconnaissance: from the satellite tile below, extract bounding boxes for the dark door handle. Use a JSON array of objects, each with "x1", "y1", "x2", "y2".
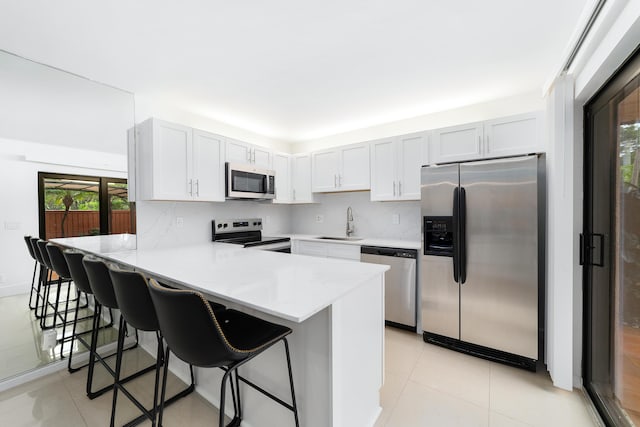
[
  {"x1": 452, "y1": 187, "x2": 460, "y2": 283},
  {"x1": 580, "y1": 232, "x2": 605, "y2": 267},
  {"x1": 460, "y1": 187, "x2": 467, "y2": 284}
]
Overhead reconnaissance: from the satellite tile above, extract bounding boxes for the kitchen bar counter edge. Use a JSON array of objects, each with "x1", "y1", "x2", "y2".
[{"x1": 50, "y1": 234, "x2": 387, "y2": 427}]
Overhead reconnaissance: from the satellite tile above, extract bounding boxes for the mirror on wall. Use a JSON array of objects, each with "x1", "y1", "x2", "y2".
[{"x1": 0, "y1": 49, "x2": 135, "y2": 382}]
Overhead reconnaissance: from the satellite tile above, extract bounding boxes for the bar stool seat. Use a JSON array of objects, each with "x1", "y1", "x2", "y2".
[{"x1": 148, "y1": 280, "x2": 299, "y2": 427}]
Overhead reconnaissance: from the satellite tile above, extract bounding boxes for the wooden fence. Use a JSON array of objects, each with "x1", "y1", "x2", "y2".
[{"x1": 45, "y1": 210, "x2": 133, "y2": 239}]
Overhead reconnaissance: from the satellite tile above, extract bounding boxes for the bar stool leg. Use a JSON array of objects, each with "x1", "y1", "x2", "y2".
[
  {"x1": 110, "y1": 315, "x2": 127, "y2": 427},
  {"x1": 67, "y1": 295, "x2": 83, "y2": 372},
  {"x1": 283, "y1": 338, "x2": 300, "y2": 427},
  {"x1": 28, "y1": 261, "x2": 38, "y2": 309}
]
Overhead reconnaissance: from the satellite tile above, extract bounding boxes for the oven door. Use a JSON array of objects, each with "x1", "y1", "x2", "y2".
[
  {"x1": 226, "y1": 162, "x2": 276, "y2": 199},
  {"x1": 247, "y1": 240, "x2": 291, "y2": 253}
]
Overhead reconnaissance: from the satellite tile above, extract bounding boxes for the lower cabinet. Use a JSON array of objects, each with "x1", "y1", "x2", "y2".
[{"x1": 294, "y1": 240, "x2": 360, "y2": 261}]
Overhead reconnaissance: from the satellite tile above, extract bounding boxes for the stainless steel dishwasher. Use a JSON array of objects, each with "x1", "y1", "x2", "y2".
[{"x1": 361, "y1": 246, "x2": 417, "y2": 331}]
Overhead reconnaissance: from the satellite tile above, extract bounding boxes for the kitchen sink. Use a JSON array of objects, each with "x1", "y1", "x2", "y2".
[{"x1": 317, "y1": 236, "x2": 363, "y2": 241}]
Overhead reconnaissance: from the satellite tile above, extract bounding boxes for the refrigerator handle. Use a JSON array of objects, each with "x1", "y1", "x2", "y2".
[
  {"x1": 460, "y1": 187, "x2": 467, "y2": 284},
  {"x1": 452, "y1": 187, "x2": 460, "y2": 283}
]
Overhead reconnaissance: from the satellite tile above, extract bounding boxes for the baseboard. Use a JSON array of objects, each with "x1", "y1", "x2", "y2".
[{"x1": 0, "y1": 284, "x2": 28, "y2": 298}]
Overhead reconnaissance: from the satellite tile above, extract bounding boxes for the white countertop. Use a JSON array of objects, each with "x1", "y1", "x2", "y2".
[
  {"x1": 284, "y1": 234, "x2": 421, "y2": 250},
  {"x1": 51, "y1": 235, "x2": 388, "y2": 323}
]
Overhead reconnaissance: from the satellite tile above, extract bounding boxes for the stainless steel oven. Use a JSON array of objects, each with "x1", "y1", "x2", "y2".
[
  {"x1": 226, "y1": 162, "x2": 275, "y2": 200},
  {"x1": 212, "y1": 218, "x2": 290, "y2": 253}
]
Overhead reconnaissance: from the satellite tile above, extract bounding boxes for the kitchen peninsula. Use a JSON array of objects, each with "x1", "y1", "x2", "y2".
[{"x1": 51, "y1": 234, "x2": 388, "y2": 427}]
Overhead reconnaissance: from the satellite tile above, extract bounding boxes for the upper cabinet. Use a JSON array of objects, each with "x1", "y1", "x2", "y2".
[
  {"x1": 135, "y1": 118, "x2": 225, "y2": 202},
  {"x1": 272, "y1": 153, "x2": 315, "y2": 204},
  {"x1": 272, "y1": 152, "x2": 292, "y2": 203},
  {"x1": 370, "y1": 132, "x2": 427, "y2": 201},
  {"x1": 291, "y1": 154, "x2": 315, "y2": 203},
  {"x1": 226, "y1": 138, "x2": 272, "y2": 169},
  {"x1": 430, "y1": 112, "x2": 543, "y2": 164},
  {"x1": 312, "y1": 143, "x2": 370, "y2": 192}
]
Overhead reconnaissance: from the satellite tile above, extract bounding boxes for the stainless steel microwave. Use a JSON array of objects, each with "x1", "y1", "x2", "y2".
[{"x1": 225, "y1": 162, "x2": 276, "y2": 200}]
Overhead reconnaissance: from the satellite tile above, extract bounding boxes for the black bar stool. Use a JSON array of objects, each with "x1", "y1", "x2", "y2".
[
  {"x1": 36, "y1": 239, "x2": 64, "y2": 330},
  {"x1": 46, "y1": 243, "x2": 81, "y2": 358},
  {"x1": 109, "y1": 267, "x2": 201, "y2": 427},
  {"x1": 24, "y1": 235, "x2": 39, "y2": 310},
  {"x1": 82, "y1": 257, "x2": 156, "y2": 400},
  {"x1": 30, "y1": 237, "x2": 51, "y2": 320},
  {"x1": 63, "y1": 250, "x2": 114, "y2": 373},
  {"x1": 148, "y1": 279, "x2": 299, "y2": 427}
]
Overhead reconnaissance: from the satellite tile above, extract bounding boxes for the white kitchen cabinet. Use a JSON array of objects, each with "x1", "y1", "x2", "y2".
[
  {"x1": 484, "y1": 112, "x2": 542, "y2": 158},
  {"x1": 312, "y1": 143, "x2": 370, "y2": 192},
  {"x1": 135, "y1": 118, "x2": 225, "y2": 201},
  {"x1": 430, "y1": 112, "x2": 543, "y2": 164},
  {"x1": 273, "y1": 152, "x2": 292, "y2": 203},
  {"x1": 291, "y1": 154, "x2": 315, "y2": 203},
  {"x1": 431, "y1": 122, "x2": 484, "y2": 164},
  {"x1": 294, "y1": 240, "x2": 361, "y2": 261},
  {"x1": 192, "y1": 129, "x2": 225, "y2": 201},
  {"x1": 226, "y1": 138, "x2": 272, "y2": 169},
  {"x1": 370, "y1": 132, "x2": 426, "y2": 201}
]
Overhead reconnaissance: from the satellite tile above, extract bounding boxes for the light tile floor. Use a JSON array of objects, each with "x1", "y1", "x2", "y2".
[
  {"x1": 376, "y1": 327, "x2": 600, "y2": 427},
  {"x1": 0, "y1": 326, "x2": 601, "y2": 426}
]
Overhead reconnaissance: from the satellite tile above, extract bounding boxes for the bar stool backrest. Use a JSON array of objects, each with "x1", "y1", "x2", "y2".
[
  {"x1": 83, "y1": 257, "x2": 118, "y2": 309},
  {"x1": 46, "y1": 244, "x2": 71, "y2": 280},
  {"x1": 109, "y1": 267, "x2": 159, "y2": 332},
  {"x1": 63, "y1": 251, "x2": 93, "y2": 295},
  {"x1": 36, "y1": 240, "x2": 53, "y2": 270},
  {"x1": 148, "y1": 280, "x2": 244, "y2": 367},
  {"x1": 29, "y1": 238, "x2": 44, "y2": 265},
  {"x1": 24, "y1": 235, "x2": 36, "y2": 260}
]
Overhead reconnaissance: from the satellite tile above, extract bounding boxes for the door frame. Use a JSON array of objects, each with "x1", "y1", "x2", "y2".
[
  {"x1": 37, "y1": 172, "x2": 129, "y2": 239},
  {"x1": 583, "y1": 46, "x2": 640, "y2": 427}
]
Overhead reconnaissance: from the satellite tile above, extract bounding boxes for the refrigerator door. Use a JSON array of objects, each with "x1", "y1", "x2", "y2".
[
  {"x1": 421, "y1": 164, "x2": 460, "y2": 339},
  {"x1": 459, "y1": 156, "x2": 538, "y2": 359}
]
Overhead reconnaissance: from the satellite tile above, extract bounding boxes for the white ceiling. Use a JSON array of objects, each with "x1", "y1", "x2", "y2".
[{"x1": 0, "y1": 0, "x2": 590, "y2": 143}]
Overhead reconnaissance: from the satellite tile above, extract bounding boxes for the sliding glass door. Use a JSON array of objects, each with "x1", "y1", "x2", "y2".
[
  {"x1": 584, "y1": 48, "x2": 640, "y2": 427},
  {"x1": 38, "y1": 172, "x2": 134, "y2": 239}
]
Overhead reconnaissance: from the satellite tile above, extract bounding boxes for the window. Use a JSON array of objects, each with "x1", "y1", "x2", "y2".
[{"x1": 38, "y1": 172, "x2": 135, "y2": 239}]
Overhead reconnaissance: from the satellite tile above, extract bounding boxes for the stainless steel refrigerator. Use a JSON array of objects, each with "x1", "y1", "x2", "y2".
[{"x1": 420, "y1": 155, "x2": 543, "y2": 370}]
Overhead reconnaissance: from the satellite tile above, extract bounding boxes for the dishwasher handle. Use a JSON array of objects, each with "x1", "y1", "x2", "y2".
[{"x1": 361, "y1": 246, "x2": 417, "y2": 258}]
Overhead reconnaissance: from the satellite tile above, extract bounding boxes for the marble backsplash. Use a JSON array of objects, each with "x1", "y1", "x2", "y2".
[
  {"x1": 136, "y1": 191, "x2": 421, "y2": 250},
  {"x1": 136, "y1": 199, "x2": 292, "y2": 250},
  {"x1": 290, "y1": 191, "x2": 421, "y2": 241}
]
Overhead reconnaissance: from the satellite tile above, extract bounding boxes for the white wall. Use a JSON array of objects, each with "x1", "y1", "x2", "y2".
[
  {"x1": 0, "y1": 139, "x2": 127, "y2": 297},
  {"x1": 135, "y1": 96, "x2": 291, "y2": 153},
  {"x1": 292, "y1": 91, "x2": 545, "y2": 153}
]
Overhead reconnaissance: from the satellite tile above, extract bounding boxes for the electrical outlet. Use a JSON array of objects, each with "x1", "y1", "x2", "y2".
[
  {"x1": 392, "y1": 214, "x2": 400, "y2": 225},
  {"x1": 315, "y1": 214, "x2": 324, "y2": 223},
  {"x1": 176, "y1": 217, "x2": 184, "y2": 228}
]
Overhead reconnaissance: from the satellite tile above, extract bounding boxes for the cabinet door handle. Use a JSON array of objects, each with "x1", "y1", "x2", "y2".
[
  {"x1": 188, "y1": 179, "x2": 193, "y2": 196},
  {"x1": 477, "y1": 135, "x2": 482, "y2": 154},
  {"x1": 486, "y1": 135, "x2": 490, "y2": 153},
  {"x1": 195, "y1": 179, "x2": 199, "y2": 197},
  {"x1": 334, "y1": 174, "x2": 337, "y2": 187},
  {"x1": 247, "y1": 149, "x2": 251, "y2": 162},
  {"x1": 393, "y1": 181, "x2": 396, "y2": 196},
  {"x1": 338, "y1": 174, "x2": 342, "y2": 187},
  {"x1": 252, "y1": 149, "x2": 256, "y2": 163},
  {"x1": 399, "y1": 181, "x2": 402, "y2": 196},
  {"x1": 293, "y1": 188, "x2": 296, "y2": 200}
]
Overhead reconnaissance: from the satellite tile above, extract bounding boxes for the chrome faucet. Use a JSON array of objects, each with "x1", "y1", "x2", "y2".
[{"x1": 346, "y1": 206, "x2": 354, "y2": 237}]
